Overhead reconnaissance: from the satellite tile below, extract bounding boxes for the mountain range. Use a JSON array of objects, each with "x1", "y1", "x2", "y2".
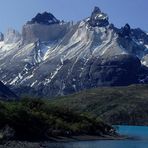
[{"x1": 0, "y1": 6, "x2": 148, "y2": 97}]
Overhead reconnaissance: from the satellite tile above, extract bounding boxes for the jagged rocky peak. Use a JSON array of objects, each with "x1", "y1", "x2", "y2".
[
  {"x1": 131, "y1": 28, "x2": 148, "y2": 44},
  {"x1": 119, "y1": 23, "x2": 131, "y2": 37},
  {"x1": 22, "y1": 12, "x2": 69, "y2": 43},
  {"x1": 0, "y1": 32, "x2": 4, "y2": 41},
  {"x1": 4, "y1": 28, "x2": 21, "y2": 44},
  {"x1": 27, "y1": 11, "x2": 60, "y2": 25},
  {"x1": 88, "y1": 6, "x2": 109, "y2": 27}
]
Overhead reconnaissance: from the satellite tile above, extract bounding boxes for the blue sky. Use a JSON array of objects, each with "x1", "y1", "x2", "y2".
[{"x1": 0, "y1": 0, "x2": 148, "y2": 32}]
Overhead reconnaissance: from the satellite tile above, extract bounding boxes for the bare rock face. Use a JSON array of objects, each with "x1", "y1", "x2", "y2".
[
  {"x1": 22, "y1": 23, "x2": 70, "y2": 43},
  {"x1": 21, "y1": 11, "x2": 70, "y2": 44},
  {"x1": 118, "y1": 24, "x2": 131, "y2": 38},
  {"x1": 22, "y1": 12, "x2": 69, "y2": 43},
  {"x1": 27, "y1": 11, "x2": 60, "y2": 25},
  {"x1": 94, "y1": 54, "x2": 141, "y2": 86},
  {"x1": 4, "y1": 29, "x2": 21, "y2": 44}
]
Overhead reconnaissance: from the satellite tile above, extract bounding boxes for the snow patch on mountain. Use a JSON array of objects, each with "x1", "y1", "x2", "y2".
[{"x1": 145, "y1": 44, "x2": 148, "y2": 49}]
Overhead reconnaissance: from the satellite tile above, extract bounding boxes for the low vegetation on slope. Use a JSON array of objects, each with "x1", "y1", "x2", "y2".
[
  {"x1": 0, "y1": 99, "x2": 115, "y2": 141},
  {"x1": 50, "y1": 84, "x2": 148, "y2": 125}
]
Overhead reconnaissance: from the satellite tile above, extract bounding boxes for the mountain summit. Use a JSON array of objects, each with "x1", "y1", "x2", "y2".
[
  {"x1": 0, "y1": 7, "x2": 148, "y2": 97},
  {"x1": 88, "y1": 6, "x2": 109, "y2": 27},
  {"x1": 27, "y1": 11, "x2": 60, "y2": 25}
]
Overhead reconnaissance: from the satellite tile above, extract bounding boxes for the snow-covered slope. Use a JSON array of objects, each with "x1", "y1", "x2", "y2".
[{"x1": 0, "y1": 7, "x2": 148, "y2": 97}]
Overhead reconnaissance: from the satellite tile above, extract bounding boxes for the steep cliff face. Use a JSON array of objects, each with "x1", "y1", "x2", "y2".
[
  {"x1": 0, "y1": 7, "x2": 148, "y2": 97},
  {"x1": 22, "y1": 12, "x2": 70, "y2": 44},
  {"x1": 22, "y1": 23, "x2": 70, "y2": 43}
]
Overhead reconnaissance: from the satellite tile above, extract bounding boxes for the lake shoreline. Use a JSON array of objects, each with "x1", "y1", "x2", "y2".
[
  {"x1": 47, "y1": 134, "x2": 128, "y2": 142},
  {"x1": 0, "y1": 134, "x2": 128, "y2": 148}
]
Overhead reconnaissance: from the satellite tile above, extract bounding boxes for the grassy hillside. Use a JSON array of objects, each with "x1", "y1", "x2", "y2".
[
  {"x1": 49, "y1": 84, "x2": 148, "y2": 125},
  {"x1": 0, "y1": 99, "x2": 115, "y2": 141}
]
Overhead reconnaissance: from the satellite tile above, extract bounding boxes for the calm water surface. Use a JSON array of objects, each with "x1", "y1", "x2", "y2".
[{"x1": 47, "y1": 126, "x2": 148, "y2": 148}]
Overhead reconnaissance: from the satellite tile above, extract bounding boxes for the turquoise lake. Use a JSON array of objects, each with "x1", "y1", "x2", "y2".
[{"x1": 47, "y1": 125, "x2": 148, "y2": 148}]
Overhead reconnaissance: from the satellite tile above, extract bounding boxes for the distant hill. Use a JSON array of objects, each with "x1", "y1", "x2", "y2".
[{"x1": 50, "y1": 84, "x2": 148, "y2": 126}]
